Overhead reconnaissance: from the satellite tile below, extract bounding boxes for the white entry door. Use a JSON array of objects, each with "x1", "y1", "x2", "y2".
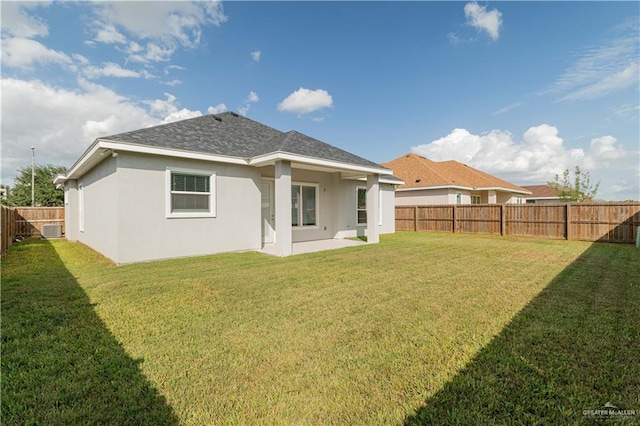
[{"x1": 261, "y1": 180, "x2": 275, "y2": 244}]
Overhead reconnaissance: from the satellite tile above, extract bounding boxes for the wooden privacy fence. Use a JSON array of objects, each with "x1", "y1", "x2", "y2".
[
  {"x1": 1, "y1": 206, "x2": 65, "y2": 258},
  {"x1": 396, "y1": 203, "x2": 640, "y2": 244},
  {"x1": 1, "y1": 205, "x2": 16, "y2": 258},
  {"x1": 14, "y1": 207, "x2": 65, "y2": 237}
]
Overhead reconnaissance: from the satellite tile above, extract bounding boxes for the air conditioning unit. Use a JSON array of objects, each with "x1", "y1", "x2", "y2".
[{"x1": 42, "y1": 224, "x2": 63, "y2": 238}]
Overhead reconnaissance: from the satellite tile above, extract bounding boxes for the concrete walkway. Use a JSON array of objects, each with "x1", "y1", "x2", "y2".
[{"x1": 259, "y1": 238, "x2": 366, "y2": 257}]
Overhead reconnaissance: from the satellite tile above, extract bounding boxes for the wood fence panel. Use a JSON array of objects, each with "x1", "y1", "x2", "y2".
[
  {"x1": 456, "y1": 205, "x2": 501, "y2": 235},
  {"x1": 417, "y1": 205, "x2": 453, "y2": 232},
  {"x1": 395, "y1": 206, "x2": 417, "y2": 231},
  {"x1": 1, "y1": 206, "x2": 16, "y2": 258},
  {"x1": 570, "y1": 203, "x2": 640, "y2": 243},
  {"x1": 14, "y1": 207, "x2": 65, "y2": 237},
  {"x1": 505, "y1": 204, "x2": 566, "y2": 239},
  {"x1": 395, "y1": 203, "x2": 640, "y2": 244}
]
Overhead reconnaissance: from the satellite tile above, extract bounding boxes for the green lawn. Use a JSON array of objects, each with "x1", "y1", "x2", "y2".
[{"x1": 2, "y1": 232, "x2": 639, "y2": 424}]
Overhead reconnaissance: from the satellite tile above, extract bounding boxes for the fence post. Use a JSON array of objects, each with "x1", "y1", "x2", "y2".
[
  {"x1": 452, "y1": 205, "x2": 457, "y2": 233},
  {"x1": 414, "y1": 206, "x2": 418, "y2": 232},
  {"x1": 500, "y1": 204, "x2": 506, "y2": 236},
  {"x1": 566, "y1": 203, "x2": 571, "y2": 240}
]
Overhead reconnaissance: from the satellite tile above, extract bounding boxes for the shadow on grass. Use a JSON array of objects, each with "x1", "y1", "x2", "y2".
[
  {"x1": 405, "y1": 242, "x2": 640, "y2": 425},
  {"x1": 1, "y1": 239, "x2": 179, "y2": 425}
]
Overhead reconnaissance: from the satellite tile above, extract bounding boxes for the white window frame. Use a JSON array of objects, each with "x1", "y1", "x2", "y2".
[
  {"x1": 291, "y1": 182, "x2": 319, "y2": 229},
  {"x1": 471, "y1": 194, "x2": 481, "y2": 204},
  {"x1": 166, "y1": 167, "x2": 216, "y2": 219},
  {"x1": 78, "y1": 183, "x2": 84, "y2": 232},
  {"x1": 356, "y1": 186, "x2": 367, "y2": 226}
]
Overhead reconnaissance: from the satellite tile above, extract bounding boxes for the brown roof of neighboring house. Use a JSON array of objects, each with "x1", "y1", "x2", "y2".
[
  {"x1": 521, "y1": 184, "x2": 560, "y2": 198},
  {"x1": 382, "y1": 153, "x2": 530, "y2": 193}
]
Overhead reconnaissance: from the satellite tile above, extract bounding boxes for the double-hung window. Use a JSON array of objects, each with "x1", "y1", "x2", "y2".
[
  {"x1": 357, "y1": 187, "x2": 367, "y2": 225},
  {"x1": 291, "y1": 183, "x2": 317, "y2": 227},
  {"x1": 167, "y1": 169, "x2": 215, "y2": 218},
  {"x1": 471, "y1": 195, "x2": 481, "y2": 204}
]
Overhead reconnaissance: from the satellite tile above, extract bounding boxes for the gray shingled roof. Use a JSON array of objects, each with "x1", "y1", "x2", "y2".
[{"x1": 103, "y1": 112, "x2": 385, "y2": 169}]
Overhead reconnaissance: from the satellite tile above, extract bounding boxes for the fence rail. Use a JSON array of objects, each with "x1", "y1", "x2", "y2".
[
  {"x1": 14, "y1": 207, "x2": 65, "y2": 237},
  {"x1": 1, "y1": 206, "x2": 65, "y2": 258},
  {"x1": 396, "y1": 203, "x2": 640, "y2": 244}
]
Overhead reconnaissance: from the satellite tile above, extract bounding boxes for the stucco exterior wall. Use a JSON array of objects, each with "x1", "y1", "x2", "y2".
[
  {"x1": 114, "y1": 153, "x2": 261, "y2": 264},
  {"x1": 334, "y1": 179, "x2": 395, "y2": 238},
  {"x1": 395, "y1": 188, "x2": 450, "y2": 206},
  {"x1": 64, "y1": 180, "x2": 79, "y2": 241},
  {"x1": 289, "y1": 168, "x2": 335, "y2": 243},
  {"x1": 67, "y1": 153, "x2": 395, "y2": 263},
  {"x1": 77, "y1": 156, "x2": 119, "y2": 262},
  {"x1": 379, "y1": 183, "x2": 396, "y2": 235}
]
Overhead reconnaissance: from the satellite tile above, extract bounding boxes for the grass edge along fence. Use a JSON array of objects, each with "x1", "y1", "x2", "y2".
[
  {"x1": 1, "y1": 206, "x2": 65, "y2": 258},
  {"x1": 395, "y1": 203, "x2": 640, "y2": 244}
]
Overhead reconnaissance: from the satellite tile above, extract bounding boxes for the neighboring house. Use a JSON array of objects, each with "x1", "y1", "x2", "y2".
[
  {"x1": 382, "y1": 153, "x2": 531, "y2": 205},
  {"x1": 521, "y1": 184, "x2": 562, "y2": 204},
  {"x1": 54, "y1": 112, "x2": 402, "y2": 264}
]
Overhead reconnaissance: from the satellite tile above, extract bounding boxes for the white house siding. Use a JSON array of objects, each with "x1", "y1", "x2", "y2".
[
  {"x1": 379, "y1": 184, "x2": 396, "y2": 235},
  {"x1": 64, "y1": 181, "x2": 79, "y2": 241},
  {"x1": 76, "y1": 156, "x2": 119, "y2": 262},
  {"x1": 114, "y1": 153, "x2": 262, "y2": 264},
  {"x1": 334, "y1": 179, "x2": 396, "y2": 239},
  {"x1": 395, "y1": 188, "x2": 450, "y2": 206}
]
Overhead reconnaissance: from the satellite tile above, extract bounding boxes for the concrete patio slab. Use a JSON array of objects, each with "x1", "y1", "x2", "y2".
[{"x1": 259, "y1": 238, "x2": 366, "y2": 257}]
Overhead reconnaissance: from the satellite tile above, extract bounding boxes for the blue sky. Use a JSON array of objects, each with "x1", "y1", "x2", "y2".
[{"x1": 2, "y1": 1, "x2": 638, "y2": 200}]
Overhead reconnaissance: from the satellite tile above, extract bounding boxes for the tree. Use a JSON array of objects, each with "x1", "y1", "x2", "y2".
[
  {"x1": 7, "y1": 164, "x2": 67, "y2": 207},
  {"x1": 548, "y1": 166, "x2": 600, "y2": 202},
  {"x1": 0, "y1": 184, "x2": 9, "y2": 204}
]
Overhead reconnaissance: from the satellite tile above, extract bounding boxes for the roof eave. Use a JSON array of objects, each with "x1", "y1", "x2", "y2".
[{"x1": 249, "y1": 151, "x2": 393, "y2": 175}]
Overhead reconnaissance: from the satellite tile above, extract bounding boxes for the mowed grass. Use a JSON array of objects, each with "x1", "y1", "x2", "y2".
[{"x1": 2, "y1": 232, "x2": 639, "y2": 424}]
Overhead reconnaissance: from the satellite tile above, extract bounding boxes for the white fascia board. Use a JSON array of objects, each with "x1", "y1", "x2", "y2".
[
  {"x1": 526, "y1": 196, "x2": 560, "y2": 200},
  {"x1": 396, "y1": 184, "x2": 473, "y2": 192},
  {"x1": 396, "y1": 185, "x2": 532, "y2": 195},
  {"x1": 351, "y1": 176, "x2": 405, "y2": 185},
  {"x1": 98, "y1": 140, "x2": 248, "y2": 165},
  {"x1": 479, "y1": 187, "x2": 532, "y2": 195},
  {"x1": 62, "y1": 139, "x2": 249, "y2": 181},
  {"x1": 53, "y1": 173, "x2": 67, "y2": 186},
  {"x1": 249, "y1": 151, "x2": 392, "y2": 175}
]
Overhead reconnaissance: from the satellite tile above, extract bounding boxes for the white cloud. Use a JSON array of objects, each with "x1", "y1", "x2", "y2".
[
  {"x1": 238, "y1": 91, "x2": 259, "y2": 116},
  {"x1": 94, "y1": 23, "x2": 127, "y2": 44},
  {"x1": 90, "y1": 1, "x2": 227, "y2": 64},
  {"x1": 250, "y1": 51, "x2": 261, "y2": 62},
  {"x1": 0, "y1": 2, "x2": 50, "y2": 38},
  {"x1": 614, "y1": 103, "x2": 639, "y2": 119},
  {"x1": 1, "y1": 37, "x2": 72, "y2": 69},
  {"x1": 159, "y1": 109, "x2": 203, "y2": 125},
  {"x1": 1, "y1": 78, "x2": 154, "y2": 183},
  {"x1": 207, "y1": 104, "x2": 228, "y2": 114},
  {"x1": 464, "y1": 2, "x2": 502, "y2": 41},
  {"x1": 411, "y1": 124, "x2": 634, "y2": 189},
  {"x1": 0, "y1": 78, "x2": 224, "y2": 186},
  {"x1": 247, "y1": 91, "x2": 259, "y2": 103},
  {"x1": 492, "y1": 101, "x2": 524, "y2": 116},
  {"x1": 560, "y1": 62, "x2": 639, "y2": 102},
  {"x1": 544, "y1": 21, "x2": 639, "y2": 102},
  {"x1": 164, "y1": 64, "x2": 187, "y2": 75},
  {"x1": 277, "y1": 88, "x2": 334, "y2": 115},
  {"x1": 83, "y1": 62, "x2": 141, "y2": 79}
]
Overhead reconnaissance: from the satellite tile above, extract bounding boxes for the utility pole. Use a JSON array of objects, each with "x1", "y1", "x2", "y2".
[{"x1": 31, "y1": 146, "x2": 35, "y2": 207}]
